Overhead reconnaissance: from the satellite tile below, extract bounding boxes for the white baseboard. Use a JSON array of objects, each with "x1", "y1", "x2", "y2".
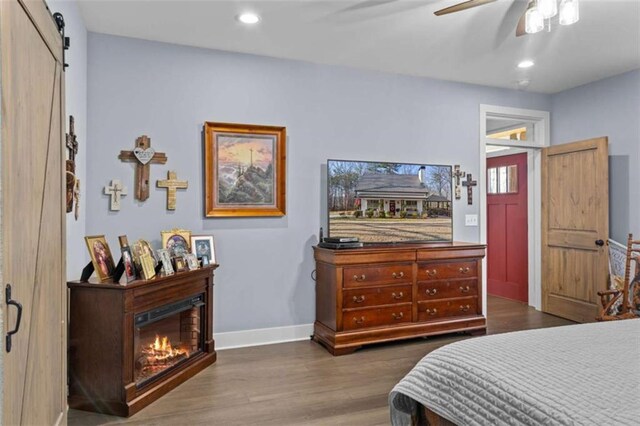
[{"x1": 214, "y1": 323, "x2": 314, "y2": 350}]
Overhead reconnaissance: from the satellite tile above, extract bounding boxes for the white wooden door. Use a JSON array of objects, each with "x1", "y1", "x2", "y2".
[
  {"x1": 1, "y1": 0, "x2": 66, "y2": 424},
  {"x1": 541, "y1": 137, "x2": 609, "y2": 323}
]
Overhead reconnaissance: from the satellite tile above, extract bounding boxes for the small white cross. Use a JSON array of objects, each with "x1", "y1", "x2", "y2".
[{"x1": 104, "y1": 179, "x2": 128, "y2": 211}]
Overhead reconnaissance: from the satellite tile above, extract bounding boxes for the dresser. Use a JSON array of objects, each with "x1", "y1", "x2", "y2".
[{"x1": 313, "y1": 242, "x2": 486, "y2": 355}]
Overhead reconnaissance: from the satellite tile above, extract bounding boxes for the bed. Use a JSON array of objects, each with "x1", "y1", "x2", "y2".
[{"x1": 389, "y1": 319, "x2": 640, "y2": 425}]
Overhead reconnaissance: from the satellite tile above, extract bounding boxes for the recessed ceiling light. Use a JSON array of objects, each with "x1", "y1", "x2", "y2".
[
  {"x1": 517, "y1": 60, "x2": 535, "y2": 69},
  {"x1": 237, "y1": 13, "x2": 260, "y2": 24}
]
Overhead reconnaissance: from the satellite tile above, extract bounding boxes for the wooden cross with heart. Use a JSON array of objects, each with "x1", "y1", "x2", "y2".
[{"x1": 118, "y1": 135, "x2": 167, "y2": 201}]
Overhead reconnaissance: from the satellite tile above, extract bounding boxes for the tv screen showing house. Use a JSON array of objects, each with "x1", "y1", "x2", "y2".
[{"x1": 327, "y1": 160, "x2": 453, "y2": 243}]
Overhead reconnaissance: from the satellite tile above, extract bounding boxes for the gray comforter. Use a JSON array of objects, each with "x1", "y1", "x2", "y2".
[{"x1": 390, "y1": 319, "x2": 640, "y2": 425}]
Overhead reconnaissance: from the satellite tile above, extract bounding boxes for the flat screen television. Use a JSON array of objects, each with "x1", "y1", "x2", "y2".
[{"x1": 327, "y1": 159, "x2": 453, "y2": 244}]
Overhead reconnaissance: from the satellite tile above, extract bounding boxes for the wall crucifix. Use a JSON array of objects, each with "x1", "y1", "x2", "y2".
[
  {"x1": 104, "y1": 179, "x2": 128, "y2": 211},
  {"x1": 157, "y1": 171, "x2": 188, "y2": 210},
  {"x1": 452, "y1": 165, "x2": 466, "y2": 200},
  {"x1": 118, "y1": 135, "x2": 167, "y2": 201},
  {"x1": 462, "y1": 174, "x2": 477, "y2": 205},
  {"x1": 65, "y1": 115, "x2": 79, "y2": 213}
]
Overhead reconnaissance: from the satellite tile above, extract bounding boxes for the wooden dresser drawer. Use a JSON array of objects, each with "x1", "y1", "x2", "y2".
[
  {"x1": 417, "y1": 261, "x2": 477, "y2": 281},
  {"x1": 417, "y1": 280, "x2": 478, "y2": 301},
  {"x1": 417, "y1": 297, "x2": 478, "y2": 321},
  {"x1": 343, "y1": 264, "x2": 413, "y2": 288},
  {"x1": 342, "y1": 304, "x2": 412, "y2": 331},
  {"x1": 343, "y1": 285, "x2": 411, "y2": 309}
]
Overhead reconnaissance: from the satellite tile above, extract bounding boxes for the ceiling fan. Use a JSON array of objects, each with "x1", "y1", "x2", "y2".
[{"x1": 434, "y1": 0, "x2": 580, "y2": 37}]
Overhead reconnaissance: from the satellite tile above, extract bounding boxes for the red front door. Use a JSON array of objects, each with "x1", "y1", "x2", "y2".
[{"x1": 487, "y1": 153, "x2": 528, "y2": 303}]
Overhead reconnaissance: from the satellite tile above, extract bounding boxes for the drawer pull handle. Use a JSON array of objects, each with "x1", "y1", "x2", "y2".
[
  {"x1": 426, "y1": 288, "x2": 437, "y2": 296},
  {"x1": 459, "y1": 305, "x2": 471, "y2": 312},
  {"x1": 352, "y1": 295, "x2": 366, "y2": 303},
  {"x1": 425, "y1": 308, "x2": 438, "y2": 316},
  {"x1": 392, "y1": 292, "x2": 404, "y2": 300},
  {"x1": 392, "y1": 312, "x2": 404, "y2": 320},
  {"x1": 353, "y1": 274, "x2": 366, "y2": 282},
  {"x1": 459, "y1": 286, "x2": 470, "y2": 293},
  {"x1": 353, "y1": 316, "x2": 365, "y2": 324},
  {"x1": 458, "y1": 267, "x2": 471, "y2": 274},
  {"x1": 392, "y1": 271, "x2": 405, "y2": 279},
  {"x1": 426, "y1": 269, "x2": 437, "y2": 277}
]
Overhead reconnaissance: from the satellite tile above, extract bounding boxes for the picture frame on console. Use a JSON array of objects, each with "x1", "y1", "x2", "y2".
[
  {"x1": 184, "y1": 253, "x2": 199, "y2": 271},
  {"x1": 139, "y1": 253, "x2": 156, "y2": 280},
  {"x1": 118, "y1": 235, "x2": 138, "y2": 283},
  {"x1": 132, "y1": 239, "x2": 158, "y2": 270},
  {"x1": 161, "y1": 228, "x2": 191, "y2": 257},
  {"x1": 204, "y1": 121, "x2": 286, "y2": 217},
  {"x1": 156, "y1": 249, "x2": 174, "y2": 276},
  {"x1": 84, "y1": 235, "x2": 116, "y2": 282},
  {"x1": 191, "y1": 235, "x2": 216, "y2": 264},
  {"x1": 173, "y1": 256, "x2": 187, "y2": 272}
]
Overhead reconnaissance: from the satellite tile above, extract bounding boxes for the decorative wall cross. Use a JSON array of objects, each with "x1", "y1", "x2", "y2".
[
  {"x1": 65, "y1": 115, "x2": 79, "y2": 213},
  {"x1": 462, "y1": 174, "x2": 477, "y2": 205},
  {"x1": 118, "y1": 135, "x2": 167, "y2": 201},
  {"x1": 104, "y1": 179, "x2": 128, "y2": 211},
  {"x1": 157, "y1": 171, "x2": 188, "y2": 210},
  {"x1": 452, "y1": 165, "x2": 466, "y2": 200}
]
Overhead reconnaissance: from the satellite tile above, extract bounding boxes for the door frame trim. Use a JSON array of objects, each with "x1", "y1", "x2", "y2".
[{"x1": 479, "y1": 105, "x2": 550, "y2": 312}]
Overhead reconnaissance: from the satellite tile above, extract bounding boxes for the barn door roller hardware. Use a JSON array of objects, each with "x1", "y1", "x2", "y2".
[{"x1": 53, "y1": 12, "x2": 70, "y2": 69}]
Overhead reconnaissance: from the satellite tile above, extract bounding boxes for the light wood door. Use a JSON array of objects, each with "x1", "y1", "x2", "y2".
[
  {"x1": 542, "y1": 137, "x2": 609, "y2": 323},
  {"x1": 1, "y1": 0, "x2": 66, "y2": 424}
]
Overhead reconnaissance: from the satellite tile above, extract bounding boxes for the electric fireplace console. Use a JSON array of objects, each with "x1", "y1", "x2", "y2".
[{"x1": 67, "y1": 265, "x2": 218, "y2": 417}]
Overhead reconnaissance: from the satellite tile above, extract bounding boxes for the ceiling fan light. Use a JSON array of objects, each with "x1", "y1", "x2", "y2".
[
  {"x1": 538, "y1": 0, "x2": 558, "y2": 19},
  {"x1": 559, "y1": 0, "x2": 579, "y2": 25},
  {"x1": 525, "y1": 7, "x2": 544, "y2": 34}
]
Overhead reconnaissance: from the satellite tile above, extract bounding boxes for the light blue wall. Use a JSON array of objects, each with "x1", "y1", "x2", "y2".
[
  {"x1": 86, "y1": 33, "x2": 551, "y2": 333},
  {"x1": 49, "y1": 0, "x2": 88, "y2": 280},
  {"x1": 551, "y1": 70, "x2": 640, "y2": 242}
]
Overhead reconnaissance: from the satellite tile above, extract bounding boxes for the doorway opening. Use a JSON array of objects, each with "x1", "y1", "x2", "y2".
[{"x1": 479, "y1": 105, "x2": 550, "y2": 313}]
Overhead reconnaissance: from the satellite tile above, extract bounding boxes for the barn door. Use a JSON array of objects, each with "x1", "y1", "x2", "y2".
[
  {"x1": 1, "y1": 0, "x2": 66, "y2": 424},
  {"x1": 541, "y1": 137, "x2": 609, "y2": 323}
]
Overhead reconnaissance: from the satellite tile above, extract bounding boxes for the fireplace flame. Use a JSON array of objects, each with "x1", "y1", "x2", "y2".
[{"x1": 144, "y1": 335, "x2": 189, "y2": 363}]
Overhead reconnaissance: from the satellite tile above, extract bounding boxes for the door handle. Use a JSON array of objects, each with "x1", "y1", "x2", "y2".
[
  {"x1": 595, "y1": 239, "x2": 605, "y2": 247},
  {"x1": 5, "y1": 284, "x2": 23, "y2": 353}
]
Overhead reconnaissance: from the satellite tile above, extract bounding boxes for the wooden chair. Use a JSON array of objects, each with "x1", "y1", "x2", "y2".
[{"x1": 597, "y1": 234, "x2": 640, "y2": 321}]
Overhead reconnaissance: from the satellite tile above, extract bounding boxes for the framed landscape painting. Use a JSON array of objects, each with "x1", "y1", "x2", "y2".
[{"x1": 204, "y1": 122, "x2": 286, "y2": 217}]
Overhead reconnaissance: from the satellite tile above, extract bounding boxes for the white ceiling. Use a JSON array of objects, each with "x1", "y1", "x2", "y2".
[{"x1": 78, "y1": 0, "x2": 640, "y2": 94}]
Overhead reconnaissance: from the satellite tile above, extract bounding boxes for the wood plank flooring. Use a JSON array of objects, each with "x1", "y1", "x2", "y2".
[{"x1": 69, "y1": 296, "x2": 573, "y2": 426}]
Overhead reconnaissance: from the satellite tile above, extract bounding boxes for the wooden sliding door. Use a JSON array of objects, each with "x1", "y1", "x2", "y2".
[{"x1": 1, "y1": 0, "x2": 66, "y2": 424}]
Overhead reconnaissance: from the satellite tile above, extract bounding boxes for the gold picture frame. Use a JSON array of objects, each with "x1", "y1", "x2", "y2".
[
  {"x1": 204, "y1": 122, "x2": 286, "y2": 217},
  {"x1": 85, "y1": 235, "x2": 116, "y2": 282},
  {"x1": 139, "y1": 253, "x2": 156, "y2": 280},
  {"x1": 161, "y1": 228, "x2": 192, "y2": 257}
]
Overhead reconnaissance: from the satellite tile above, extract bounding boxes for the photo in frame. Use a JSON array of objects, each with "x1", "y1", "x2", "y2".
[
  {"x1": 201, "y1": 255, "x2": 210, "y2": 266},
  {"x1": 173, "y1": 256, "x2": 186, "y2": 272},
  {"x1": 132, "y1": 239, "x2": 158, "y2": 269},
  {"x1": 191, "y1": 235, "x2": 216, "y2": 264},
  {"x1": 156, "y1": 249, "x2": 174, "y2": 276},
  {"x1": 119, "y1": 235, "x2": 137, "y2": 283},
  {"x1": 184, "y1": 253, "x2": 199, "y2": 271},
  {"x1": 85, "y1": 235, "x2": 116, "y2": 282},
  {"x1": 204, "y1": 122, "x2": 286, "y2": 217},
  {"x1": 139, "y1": 253, "x2": 156, "y2": 280},
  {"x1": 161, "y1": 228, "x2": 192, "y2": 257}
]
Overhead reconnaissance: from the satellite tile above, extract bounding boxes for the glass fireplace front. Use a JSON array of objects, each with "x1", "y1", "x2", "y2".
[{"x1": 134, "y1": 294, "x2": 205, "y2": 387}]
